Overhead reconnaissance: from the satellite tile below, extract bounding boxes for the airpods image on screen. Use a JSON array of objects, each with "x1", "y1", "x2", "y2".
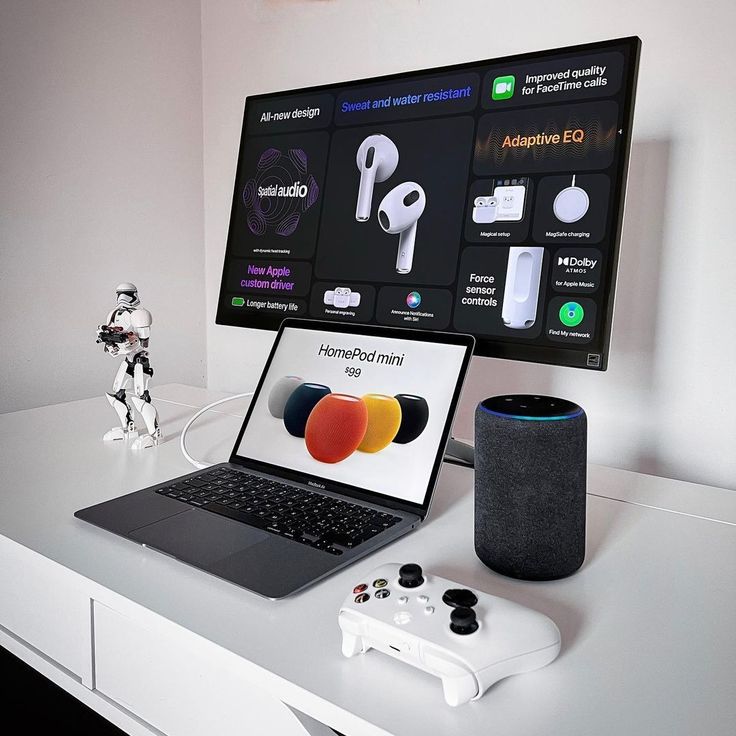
[
  {"x1": 377, "y1": 182, "x2": 426, "y2": 274},
  {"x1": 501, "y1": 246, "x2": 544, "y2": 329},
  {"x1": 355, "y1": 134, "x2": 399, "y2": 222}
]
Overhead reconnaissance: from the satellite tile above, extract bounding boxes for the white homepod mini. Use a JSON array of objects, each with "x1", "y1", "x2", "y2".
[{"x1": 267, "y1": 376, "x2": 304, "y2": 418}]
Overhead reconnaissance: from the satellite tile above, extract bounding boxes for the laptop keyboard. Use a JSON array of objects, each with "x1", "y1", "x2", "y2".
[{"x1": 155, "y1": 467, "x2": 402, "y2": 556}]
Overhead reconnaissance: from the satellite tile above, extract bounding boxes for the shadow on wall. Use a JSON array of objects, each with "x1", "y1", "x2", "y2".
[
  {"x1": 452, "y1": 138, "x2": 672, "y2": 472},
  {"x1": 608, "y1": 138, "x2": 670, "y2": 392}
]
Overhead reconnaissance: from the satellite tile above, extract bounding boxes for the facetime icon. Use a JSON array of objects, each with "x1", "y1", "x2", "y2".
[{"x1": 492, "y1": 75, "x2": 515, "y2": 100}]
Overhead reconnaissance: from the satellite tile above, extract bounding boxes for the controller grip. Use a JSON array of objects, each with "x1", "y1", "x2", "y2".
[
  {"x1": 341, "y1": 632, "x2": 363, "y2": 657},
  {"x1": 423, "y1": 649, "x2": 478, "y2": 706}
]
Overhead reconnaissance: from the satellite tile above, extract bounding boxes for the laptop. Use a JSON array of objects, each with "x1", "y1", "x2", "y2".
[{"x1": 76, "y1": 319, "x2": 474, "y2": 598}]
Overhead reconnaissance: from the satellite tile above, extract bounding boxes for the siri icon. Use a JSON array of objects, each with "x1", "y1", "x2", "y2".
[{"x1": 406, "y1": 291, "x2": 421, "y2": 309}]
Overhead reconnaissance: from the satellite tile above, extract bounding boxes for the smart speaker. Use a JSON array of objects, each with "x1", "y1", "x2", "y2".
[
  {"x1": 305, "y1": 394, "x2": 368, "y2": 463},
  {"x1": 267, "y1": 375, "x2": 304, "y2": 418},
  {"x1": 283, "y1": 383, "x2": 331, "y2": 437},
  {"x1": 358, "y1": 394, "x2": 402, "y2": 453},
  {"x1": 393, "y1": 394, "x2": 429, "y2": 444},
  {"x1": 474, "y1": 395, "x2": 586, "y2": 580}
]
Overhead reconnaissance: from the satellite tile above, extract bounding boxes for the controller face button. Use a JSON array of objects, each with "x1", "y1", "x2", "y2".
[
  {"x1": 373, "y1": 578, "x2": 388, "y2": 588},
  {"x1": 355, "y1": 593, "x2": 370, "y2": 604},
  {"x1": 449, "y1": 606, "x2": 479, "y2": 635},
  {"x1": 398, "y1": 595, "x2": 409, "y2": 605},
  {"x1": 442, "y1": 588, "x2": 479, "y2": 609},
  {"x1": 393, "y1": 611, "x2": 412, "y2": 625},
  {"x1": 353, "y1": 583, "x2": 368, "y2": 594},
  {"x1": 424, "y1": 606, "x2": 435, "y2": 615},
  {"x1": 398, "y1": 563, "x2": 424, "y2": 588},
  {"x1": 417, "y1": 594, "x2": 429, "y2": 604},
  {"x1": 375, "y1": 589, "x2": 390, "y2": 599}
]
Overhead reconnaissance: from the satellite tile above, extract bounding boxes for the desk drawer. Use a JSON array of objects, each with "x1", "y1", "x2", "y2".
[
  {"x1": 0, "y1": 535, "x2": 91, "y2": 680},
  {"x1": 93, "y1": 601, "x2": 310, "y2": 736}
]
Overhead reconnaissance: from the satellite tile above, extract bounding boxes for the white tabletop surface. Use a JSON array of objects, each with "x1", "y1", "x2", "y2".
[{"x1": 1, "y1": 384, "x2": 735, "y2": 736}]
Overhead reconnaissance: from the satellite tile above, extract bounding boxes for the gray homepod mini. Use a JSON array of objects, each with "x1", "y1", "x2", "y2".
[{"x1": 474, "y1": 395, "x2": 586, "y2": 580}]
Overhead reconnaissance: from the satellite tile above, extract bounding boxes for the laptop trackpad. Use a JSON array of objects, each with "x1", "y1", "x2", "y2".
[{"x1": 129, "y1": 509, "x2": 269, "y2": 566}]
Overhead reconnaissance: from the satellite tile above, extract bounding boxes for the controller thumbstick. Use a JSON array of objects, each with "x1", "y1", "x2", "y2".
[
  {"x1": 398, "y1": 563, "x2": 424, "y2": 588},
  {"x1": 450, "y1": 607, "x2": 479, "y2": 635}
]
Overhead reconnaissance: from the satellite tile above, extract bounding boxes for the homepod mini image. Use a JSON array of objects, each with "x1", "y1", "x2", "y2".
[
  {"x1": 357, "y1": 394, "x2": 402, "y2": 453},
  {"x1": 305, "y1": 394, "x2": 369, "y2": 463},
  {"x1": 267, "y1": 375, "x2": 304, "y2": 418},
  {"x1": 393, "y1": 394, "x2": 429, "y2": 444},
  {"x1": 283, "y1": 383, "x2": 331, "y2": 437}
]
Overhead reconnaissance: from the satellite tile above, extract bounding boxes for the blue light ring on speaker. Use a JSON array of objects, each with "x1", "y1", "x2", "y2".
[
  {"x1": 479, "y1": 406, "x2": 584, "y2": 422},
  {"x1": 480, "y1": 395, "x2": 583, "y2": 421}
]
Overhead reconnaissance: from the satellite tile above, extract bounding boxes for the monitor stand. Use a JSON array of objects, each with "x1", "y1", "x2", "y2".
[{"x1": 444, "y1": 437, "x2": 474, "y2": 468}]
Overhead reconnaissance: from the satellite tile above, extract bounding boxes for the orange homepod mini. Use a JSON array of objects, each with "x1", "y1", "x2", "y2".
[
  {"x1": 305, "y1": 394, "x2": 368, "y2": 463},
  {"x1": 357, "y1": 394, "x2": 402, "y2": 453}
]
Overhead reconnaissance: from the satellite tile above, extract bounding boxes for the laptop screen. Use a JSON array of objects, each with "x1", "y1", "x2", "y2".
[{"x1": 233, "y1": 322, "x2": 471, "y2": 508}]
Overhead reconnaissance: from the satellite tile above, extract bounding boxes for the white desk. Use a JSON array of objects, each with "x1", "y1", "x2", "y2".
[{"x1": 1, "y1": 384, "x2": 734, "y2": 736}]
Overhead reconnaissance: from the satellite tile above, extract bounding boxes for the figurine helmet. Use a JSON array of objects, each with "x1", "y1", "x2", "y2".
[{"x1": 115, "y1": 282, "x2": 140, "y2": 308}]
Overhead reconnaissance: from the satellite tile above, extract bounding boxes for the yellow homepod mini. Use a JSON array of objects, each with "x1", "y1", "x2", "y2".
[
  {"x1": 305, "y1": 394, "x2": 368, "y2": 463},
  {"x1": 358, "y1": 394, "x2": 402, "y2": 453}
]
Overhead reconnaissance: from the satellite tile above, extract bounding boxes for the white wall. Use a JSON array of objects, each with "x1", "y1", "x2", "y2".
[
  {"x1": 0, "y1": 0, "x2": 206, "y2": 413},
  {"x1": 201, "y1": 0, "x2": 735, "y2": 491}
]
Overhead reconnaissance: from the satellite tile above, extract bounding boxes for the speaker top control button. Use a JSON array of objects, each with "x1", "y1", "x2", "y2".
[{"x1": 442, "y1": 588, "x2": 478, "y2": 608}]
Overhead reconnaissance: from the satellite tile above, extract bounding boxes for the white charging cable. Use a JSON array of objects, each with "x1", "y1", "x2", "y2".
[{"x1": 179, "y1": 392, "x2": 254, "y2": 469}]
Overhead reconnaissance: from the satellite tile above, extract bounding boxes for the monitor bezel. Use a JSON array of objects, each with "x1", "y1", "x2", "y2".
[{"x1": 216, "y1": 36, "x2": 642, "y2": 371}]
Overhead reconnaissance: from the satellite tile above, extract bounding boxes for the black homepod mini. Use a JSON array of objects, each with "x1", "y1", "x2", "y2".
[{"x1": 474, "y1": 395, "x2": 586, "y2": 580}]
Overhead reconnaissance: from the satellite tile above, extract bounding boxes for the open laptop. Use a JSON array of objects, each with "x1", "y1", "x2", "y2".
[{"x1": 76, "y1": 319, "x2": 474, "y2": 598}]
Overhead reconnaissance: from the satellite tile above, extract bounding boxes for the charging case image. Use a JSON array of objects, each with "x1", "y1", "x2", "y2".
[
  {"x1": 553, "y1": 175, "x2": 589, "y2": 223},
  {"x1": 493, "y1": 184, "x2": 526, "y2": 222},
  {"x1": 472, "y1": 196, "x2": 498, "y2": 224},
  {"x1": 501, "y1": 246, "x2": 544, "y2": 329}
]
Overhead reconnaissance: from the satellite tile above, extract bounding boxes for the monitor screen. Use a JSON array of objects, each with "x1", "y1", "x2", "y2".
[
  {"x1": 216, "y1": 37, "x2": 641, "y2": 370},
  {"x1": 233, "y1": 321, "x2": 472, "y2": 511}
]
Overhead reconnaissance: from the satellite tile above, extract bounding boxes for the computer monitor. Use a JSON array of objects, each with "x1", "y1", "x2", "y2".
[{"x1": 216, "y1": 37, "x2": 640, "y2": 370}]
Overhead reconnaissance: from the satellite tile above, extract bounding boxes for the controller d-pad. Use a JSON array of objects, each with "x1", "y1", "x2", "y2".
[{"x1": 442, "y1": 588, "x2": 478, "y2": 608}]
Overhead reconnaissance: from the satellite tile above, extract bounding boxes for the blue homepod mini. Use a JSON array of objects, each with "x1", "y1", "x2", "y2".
[{"x1": 283, "y1": 383, "x2": 331, "y2": 437}]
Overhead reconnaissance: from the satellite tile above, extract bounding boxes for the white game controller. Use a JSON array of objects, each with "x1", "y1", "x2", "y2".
[{"x1": 338, "y1": 563, "x2": 561, "y2": 706}]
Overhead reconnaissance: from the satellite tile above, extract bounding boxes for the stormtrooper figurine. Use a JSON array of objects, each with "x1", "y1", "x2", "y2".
[{"x1": 97, "y1": 283, "x2": 162, "y2": 449}]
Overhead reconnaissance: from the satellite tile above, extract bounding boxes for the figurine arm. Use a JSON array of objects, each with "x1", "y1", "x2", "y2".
[{"x1": 130, "y1": 308, "x2": 152, "y2": 346}]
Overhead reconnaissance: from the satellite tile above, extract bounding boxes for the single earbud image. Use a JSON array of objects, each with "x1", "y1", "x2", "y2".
[
  {"x1": 377, "y1": 182, "x2": 426, "y2": 274},
  {"x1": 355, "y1": 134, "x2": 399, "y2": 222}
]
